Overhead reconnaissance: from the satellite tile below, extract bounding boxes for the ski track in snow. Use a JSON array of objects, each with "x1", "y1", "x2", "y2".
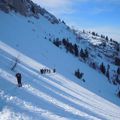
[
  {"x1": 0, "y1": 89, "x2": 69, "y2": 120},
  {"x1": 0, "y1": 68, "x2": 99, "y2": 120},
  {"x1": 0, "y1": 107, "x2": 32, "y2": 120},
  {"x1": 0, "y1": 41, "x2": 120, "y2": 120}
]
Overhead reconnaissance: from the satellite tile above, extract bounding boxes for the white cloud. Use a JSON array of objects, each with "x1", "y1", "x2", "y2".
[
  {"x1": 89, "y1": 7, "x2": 112, "y2": 15},
  {"x1": 81, "y1": 0, "x2": 120, "y2": 4},
  {"x1": 33, "y1": 0, "x2": 71, "y2": 8},
  {"x1": 32, "y1": 0, "x2": 75, "y2": 16},
  {"x1": 32, "y1": 0, "x2": 119, "y2": 15},
  {"x1": 32, "y1": 0, "x2": 120, "y2": 9}
]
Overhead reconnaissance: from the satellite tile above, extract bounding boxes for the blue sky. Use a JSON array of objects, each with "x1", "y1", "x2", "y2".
[{"x1": 32, "y1": 0, "x2": 120, "y2": 41}]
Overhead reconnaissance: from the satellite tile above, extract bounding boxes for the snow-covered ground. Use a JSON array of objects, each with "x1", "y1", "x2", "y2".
[
  {"x1": 0, "y1": 40, "x2": 120, "y2": 120},
  {"x1": 0, "y1": 11, "x2": 120, "y2": 120}
]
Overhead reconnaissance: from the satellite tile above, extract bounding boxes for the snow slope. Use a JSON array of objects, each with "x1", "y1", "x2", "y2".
[
  {"x1": 0, "y1": 41, "x2": 120, "y2": 120},
  {"x1": 0, "y1": 10, "x2": 120, "y2": 119}
]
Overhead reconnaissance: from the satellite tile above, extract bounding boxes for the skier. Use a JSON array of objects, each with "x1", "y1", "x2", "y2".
[
  {"x1": 16, "y1": 73, "x2": 22, "y2": 87},
  {"x1": 53, "y1": 68, "x2": 56, "y2": 73},
  {"x1": 40, "y1": 69, "x2": 43, "y2": 74}
]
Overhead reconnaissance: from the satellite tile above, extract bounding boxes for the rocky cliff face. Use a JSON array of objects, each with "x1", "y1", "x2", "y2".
[
  {"x1": 0, "y1": 0, "x2": 59, "y2": 23},
  {"x1": 0, "y1": 0, "x2": 40, "y2": 17}
]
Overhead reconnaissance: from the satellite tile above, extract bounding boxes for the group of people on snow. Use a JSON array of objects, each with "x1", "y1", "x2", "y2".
[
  {"x1": 40, "y1": 68, "x2": 56, "y2": 74},
  {"x1": 15, "y1": 68, "x2": 56, "y2": 87}
]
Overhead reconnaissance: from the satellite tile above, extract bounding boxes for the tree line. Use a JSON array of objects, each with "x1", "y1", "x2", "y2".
[
  {"x1": 52, "y1": 38, "x2": 120, "y2": 84},
  {"x1": 53, "y1": 38, "x2": 89, "y2": 61}
]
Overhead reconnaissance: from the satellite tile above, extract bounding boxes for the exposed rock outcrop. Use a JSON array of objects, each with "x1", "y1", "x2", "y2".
[{"x1": 0, "y1": 0, "x2": 59, "y2": 23}]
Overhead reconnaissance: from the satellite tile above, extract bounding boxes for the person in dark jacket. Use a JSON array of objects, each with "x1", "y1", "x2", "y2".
[
  {"x1": 16, "y1": 73, "x2": 22, "y2": 87},
  {"x1": 53, "y1": 68, "x2": 56, "y2": 73},
  {"x1": 40, "y1": 69, "x2": 44, "y2": 74}
]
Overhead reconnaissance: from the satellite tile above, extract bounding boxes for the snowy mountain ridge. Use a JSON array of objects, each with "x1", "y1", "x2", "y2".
[{"x1": 0, "y1": 0, "x2": 59, "y2": 23}]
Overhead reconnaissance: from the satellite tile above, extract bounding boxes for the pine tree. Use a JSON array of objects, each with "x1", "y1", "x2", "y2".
[
  {"x1": 53, "y1": 39, "x2": 60, "y2": 47},
  {"x1": 101, "y1": 34, "x2": 105, "y2": 38},
  {"x1": 116, "y1": 44, "x2": 120, "y2": 52},
  {"x1": 100, "y1": 63, "x2": 106, "y2": 74},
  {"x1": 106, "y1": 64, "x2": 110, "y2": 80},
  {"x1": 92, "y1": 32, "x2": 96, "y2": 36},
  {"x1": 74, "y1": 44, "x2": 79, "y2": 57},
  {"x1": 62, "y1": 38, "x2": 67, "y2": 46},
  {"x1": 75, "y1": 69, "x2": 84, "y2": 79},
  {"x1": 75, "y1": 69, "x2": 80, "y2": 78},
  {"x1": 91, "y1": 62, "x2": 96, "y2": 69},
  {"x1": 80, "y1": 48, "x2": 85, "y2": 60},
  {"x1": 115, "y1": 75, "x2": 120, "y2": 84},
  {"x1": 117, "y1": 67, "x2": 120, "y2": 75},
  {"x1": 110, "y1": 38, "x2": 113, "y2": 41},
  {"x1": 31, "y1": 6, "x2": 35, "y2": 14},
  {"x1": 115, "y1": 57, "x2": 120, "y2": 66},
  {"x1": 84, "y1": 48, "x2": 89, "y2": 58},
  {"x1": 83, "y1": 30, "x2": 85, "y2": 33},
  {"x1": 105, "y1": 36, "x2": 109, "y2": 41},
  {"x1": 117, "y1": 90, "x2": 120, "y2": 98}
]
